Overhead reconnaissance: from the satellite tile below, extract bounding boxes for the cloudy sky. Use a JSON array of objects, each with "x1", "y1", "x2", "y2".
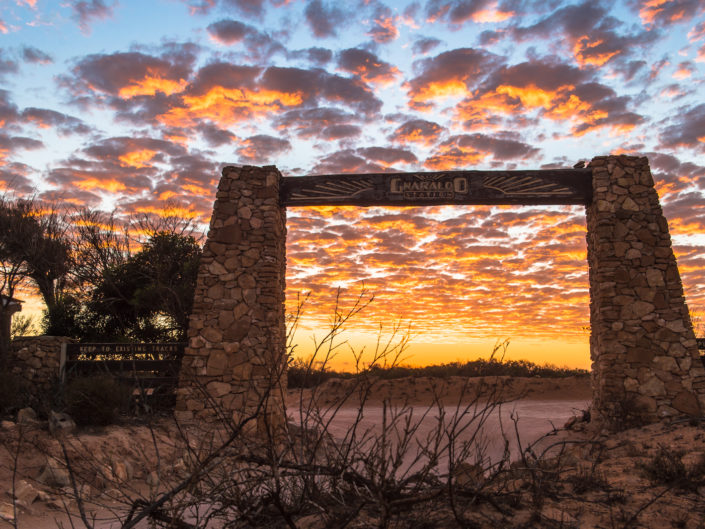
[{"x1": 2, "y1": 0, "x2": 705, "y2": 368}]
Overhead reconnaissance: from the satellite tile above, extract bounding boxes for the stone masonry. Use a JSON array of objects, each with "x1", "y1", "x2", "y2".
[
  {"x1": 587, "y1": 155, "x2": 705, "y2": 426},
  {"x1": 176, "y1": 155, "x2": 705, "y2": 432},
  {"x1": 175, "y1": 165, "x2": 287, "y2": 430},
  {"x1": 10, "y1": 336, "x2": 75, "y2": 392}
]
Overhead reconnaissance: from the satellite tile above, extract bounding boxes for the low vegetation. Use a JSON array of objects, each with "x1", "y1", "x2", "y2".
[
  {"x1": 64, "y1": 375, "x2": 132, "y2": 426},
  {"x1": 288, "y1": 355, "x2": 589, "y2": 388},
  {"x1": 642, "y1": 445, "x2": 705, "y2": 492},
  {"x1": 1, "y1": 289, "x2": 704, "y2": 529}
]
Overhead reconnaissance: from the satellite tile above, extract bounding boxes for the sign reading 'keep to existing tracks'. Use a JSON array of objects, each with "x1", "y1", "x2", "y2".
[{"x1": 280, "y1": 169, "x2": 592, "y2": 207}]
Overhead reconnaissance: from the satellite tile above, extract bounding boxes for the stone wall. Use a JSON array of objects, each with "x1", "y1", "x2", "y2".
[
  {"x1": 587, "y1": 155, "x2": 705, "y2": 426},
  {"x1": 175, "y1": 165, "x2": 287, "y2": 430},
  {"x1": 177, "y1": 156, "x2": 705, "y2": 432},
  {"x1": 9, "y1": 336, "x2": 74, "y2": 391}
]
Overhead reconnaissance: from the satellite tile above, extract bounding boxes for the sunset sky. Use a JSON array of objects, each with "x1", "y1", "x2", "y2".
[{"x1": 2, "y1": 0, "x2": 705, "y2": 369}]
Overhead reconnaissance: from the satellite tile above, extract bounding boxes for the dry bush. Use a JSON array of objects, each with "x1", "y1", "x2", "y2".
[{"x1": 3, "y1": 289, "x2": 704, "y2": 529}]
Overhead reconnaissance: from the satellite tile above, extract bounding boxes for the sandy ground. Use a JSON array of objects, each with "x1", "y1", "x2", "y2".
[{"x1": 1, "y1": 375, "x2": 704, "y2": 528}]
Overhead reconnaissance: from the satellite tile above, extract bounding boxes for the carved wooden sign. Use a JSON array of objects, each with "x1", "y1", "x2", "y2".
[{"x1": 281, "y1": 169, "x2": 592, "y2": 207}]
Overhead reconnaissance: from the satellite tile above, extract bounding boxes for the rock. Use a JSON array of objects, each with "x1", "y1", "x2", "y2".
[
  {"x1": 146, "y1": 470, "x2": 160, "y2": 489},
  {"x1": 0, "y1": 502, "x2": 15, "y2": 522},
  {"x1": 621, "y1": 197, "x2": 640, "y2": 211},
  {"x1": 640, "y1": 376, "x2": 665, "y2": 397},
  {"x1": 38, "y1": 461, "x2": 71, "y2": 488},
  {"x1": 542, "y1": 506, "x2": 576, "y2": 524},
  {"x1": 297, "y1": 514, "x2": 326, "y2": 529},
  {"x1": 12, "y1": 479, "x2": 39, "y2": 506},
  {"x1": 17, "y1": 407, "x2": 37, "y2": 424},
  {"x1": 672, "y1": 391, "x2": 700, "y2": 416},
  {"x1": 111, "y1": 460, "x2": 134, "y2": 482},
  {"x1": 452, "y1": 462, "x2": 484, "y2": 488},
  {"x1": 66, "y1": 483, "x2": 95, "y2": 499},
  {"x1": 207, "y1": 381, "x2": 231, "y2": 398},
  {"x1": 48, "y1": 411, "x2": 76, "y2": 436},
  {"x1": 36, "y1": 490, "x2": 52, "y2": 503},
  {"x1": 0, "y1": 420, "x2": 15, "y2": 430}
]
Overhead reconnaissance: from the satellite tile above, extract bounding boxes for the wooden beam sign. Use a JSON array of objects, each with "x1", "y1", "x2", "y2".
[{"x1": 280, "y1": 169, "x2": 592, "y2": 207}]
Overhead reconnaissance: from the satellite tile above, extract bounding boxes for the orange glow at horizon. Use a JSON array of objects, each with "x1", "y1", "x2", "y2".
[{"x1": 284, "y1": 204, "x2": 598, "y2": 369}]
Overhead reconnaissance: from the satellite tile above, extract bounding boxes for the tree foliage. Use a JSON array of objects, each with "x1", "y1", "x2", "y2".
[
  {"x1": 0, "y1": 197, "x2": 73, "y2": 354},
  {"x1": 0, "y1": 197, "x2": 202, "y2": 344},
  {"x1": 80, "y1": 231, "x2": 201, "y2": 342}
]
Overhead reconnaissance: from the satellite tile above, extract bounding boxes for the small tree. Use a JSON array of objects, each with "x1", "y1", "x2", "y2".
[
  {"x1": 84, "y1": 231, "x2": 201, "y2": 342},
  {"x1": 0, "y1": 197, "x2": 74, "y2": 337},
  {"x1": 0, "y1": 199, "x2": 36, "y2": 358}
]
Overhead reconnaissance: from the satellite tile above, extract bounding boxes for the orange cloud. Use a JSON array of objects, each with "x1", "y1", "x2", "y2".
[
  {"x1": 459, "y1": 83, "x2": 618, "y2": 136},
  {"x1": 673, "y1": 66, "x2": 692, "y2": 79},
  {"x1": 162, "y1": 131, "x2": 189, "y2": 146},
  {"x1": 367, "y1": 15, "x2": 400, "y2": 42},
  {"x1": 455, "y1": 91, "x2": 519, "y2": 127},
  {"x1": 181, "y1": 183, "x2": 213, "y2": 195},
  {"x1": 118, "y1": 76, "x2": 188, "y2": 98},
  {"x1": 697, "y1": 45, "x2": 705, "y2": 62},
  {"x1": 496, "y1": 84, "x2": 609, "y2": 127},
  {"x1": 472, "y1": 3, "x2": 513, "y2": 23},
  {"x1": 75, "y1": 178, "x2": 127, "y2": 193},
  {"x1": 118, "y1": 149, "x2": 157, "y2": 168},
  {"x1": 410, "y1": 80, "x2": 469, "y2": 105},
  {"x1": 159, "y1": 87, "x2": 303, "y2": 127},
  {"x1": 285, "y1": 203, "x2": 595, "y2": 369},
  {"x1": 572, "y1": 36, "x2": 620, "y2": 67},
  {"x1": 158, "y1": 190, "x2": 178, "y2": 200},
  {"x1": 347, "y1": 62, "x2": 400, "y2": 87},
  {"x1": 639, "y1": 0, "x2": 692, "y2": 26},
  {"x1": 134, "y1": 205, "x2": 200, "y2": 219},
  {"x1": 424, "y1": 146, "x2": 485, "y2": 169}
]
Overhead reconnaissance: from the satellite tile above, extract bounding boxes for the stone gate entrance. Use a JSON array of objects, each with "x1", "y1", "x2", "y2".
[{"x1": 175, "y1": 155, "x2": 705, "y2": 429}]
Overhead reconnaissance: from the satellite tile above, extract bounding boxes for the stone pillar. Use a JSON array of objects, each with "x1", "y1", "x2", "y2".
[
  {"x1": 587, "y1": 155, "x2": 705, "y2": 427},
  {"x1": 175, "y1": 165, "x2": 287, "y2": 431}
]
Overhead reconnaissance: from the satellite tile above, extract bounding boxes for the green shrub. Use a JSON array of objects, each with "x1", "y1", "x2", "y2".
[{"x1": 64, "y1": 375, "x2": 132, "y2": 426}]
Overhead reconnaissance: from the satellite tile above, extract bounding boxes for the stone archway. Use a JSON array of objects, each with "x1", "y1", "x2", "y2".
[{"x1": 175, "y1": 155, "x2": 705, "y2": 429}]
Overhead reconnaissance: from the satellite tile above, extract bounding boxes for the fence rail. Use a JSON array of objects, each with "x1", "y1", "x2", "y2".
[{"x1": 61, "y1": 342, "x2": 186, "y2": 408}]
